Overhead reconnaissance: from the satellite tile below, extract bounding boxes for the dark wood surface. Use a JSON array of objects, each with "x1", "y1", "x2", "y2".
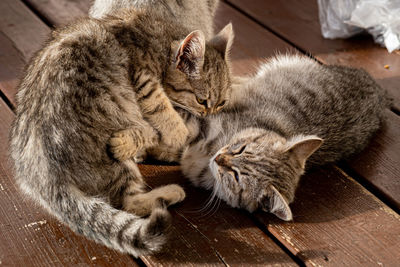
[
  {"x1": 1, "y1": 0, "x2": 399, "y2": 266},
  {"x1": 256, "y1": 166, "x2": 400, "y2": 266},
  {"x1": 0, "y1": 0, "x2": 50, "y2": 105}
]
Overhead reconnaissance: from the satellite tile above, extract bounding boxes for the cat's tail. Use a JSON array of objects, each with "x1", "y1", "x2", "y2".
[{"x1": 27, "y1": 182, "x2": 170, "y2": 257}]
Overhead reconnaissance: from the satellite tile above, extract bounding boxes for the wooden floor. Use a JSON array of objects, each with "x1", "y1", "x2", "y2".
[{"x1": 1, "y1": 0, "x2": 399, "y2": 266}]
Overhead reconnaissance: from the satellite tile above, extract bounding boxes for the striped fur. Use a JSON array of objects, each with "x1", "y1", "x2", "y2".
[
  {"x1": 9, "y1": 3, "x2": 231, "y2": 256},
  {"x1": 180, "y1": 55, "x2": 391, "y2": 220}
]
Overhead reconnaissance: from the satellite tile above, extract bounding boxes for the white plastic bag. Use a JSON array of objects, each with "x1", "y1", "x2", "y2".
[
  {"x1": 318, "y1": 0, "x2": 400, "y2": 52},
  {"x1": 318, "y1": 0, "x2": 362, "y2": 39}
]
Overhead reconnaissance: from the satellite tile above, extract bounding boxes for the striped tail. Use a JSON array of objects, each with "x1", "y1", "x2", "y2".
[{"x1": 41, "y1": 183, "x2": 170, "y2": 257}]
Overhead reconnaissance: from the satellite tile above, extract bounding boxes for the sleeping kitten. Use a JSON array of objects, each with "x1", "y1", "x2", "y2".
[
  {"x1": 10, "y1": 7, "x2": 233, "y2": 257},
  {"x1": 179, "y1": 55, "x2": 391, "y2": 221},
  {"x1": 89, "y1": 0, "x2": 232, "y2": 162}
]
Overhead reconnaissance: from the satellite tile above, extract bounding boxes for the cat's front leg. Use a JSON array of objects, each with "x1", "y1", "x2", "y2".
[
  {"x1": 136, "y1": 79, "x2": 189, "y2": 150},
  {"x1": 109, "y1": 123, "x2": 158, "y2": 161},
  {"x1": 147, "y1": 142, "x2": 183, "y2": 162}
]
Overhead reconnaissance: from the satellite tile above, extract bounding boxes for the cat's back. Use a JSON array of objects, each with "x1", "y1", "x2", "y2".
[
  {"x1": 247, "y1": 55, "x2": 390, "y2": 164},
  {"x1": 246, "y1": 55, "x2": 389, "y2": 129}
]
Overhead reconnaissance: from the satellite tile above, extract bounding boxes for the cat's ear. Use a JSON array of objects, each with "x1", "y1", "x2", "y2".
[
  {"x1": 209, "y1": 23, "x2": 234, "y2": 59},
  {"x1": 285, "y1": 135, "x2": 323, "y2": 168},
  {"x1": 174, "y1": 30, "x2": 206, "y2": 78},
  {"x1": 261, "y1": 185, "x2": 292, "y2": 221}
]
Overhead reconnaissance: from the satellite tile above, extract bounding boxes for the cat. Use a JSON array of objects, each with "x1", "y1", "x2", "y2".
[
  {"x1": 89, "y1": 0, "x2": 232, "y2": 162},
  {"x1": 9, "y1": 5, "x2": 233, "y2": 257},
  {"x1": 177, "y1": 54, "x2": 391, "y2": 221},
  {"x1": 89, "y1": 0, "x2": 220, "y2": 40}
]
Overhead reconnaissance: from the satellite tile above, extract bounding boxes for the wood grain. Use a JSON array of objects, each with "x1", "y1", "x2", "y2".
[
  {"x1": 226, "y1": 0, "x2": 400, "y2": 109},
  {"x1": 214, "y1": 3, "x2": 294, "y2": 76},
  {"x1": 24, "y1": 0, "x2": 91, "y2": 26},
  {"x1": 0, "y1": 0, "x2": 50, "y2": 105},
  {"x1": 254, "y1": 166, "x2": 400, "y2": 266},
  {"x1": 347, "y1": 110, "x2": 400, "y2": 210},
  {"x1": 140, "y1": 164, "x2": 296, "y2": 266}
]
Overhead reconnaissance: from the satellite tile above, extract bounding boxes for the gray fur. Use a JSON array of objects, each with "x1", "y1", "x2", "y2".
[{"x1": 180, "y1": 55, "x2": 391, "y2": 220}]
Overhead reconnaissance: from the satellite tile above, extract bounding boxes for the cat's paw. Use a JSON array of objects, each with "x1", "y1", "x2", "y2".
[
  {"x1": 109, "y1": 130, "x2": 137, "y2": 161},
  {"x1": 156, "y1": 184, "x2": 186, "y2": 206},
  {"x1": 134, "y1": 149, "x2": 148, "y2": 163},
  {"x1": 147, "y1": 143, "x2": 181, "y2": 162},
  {"x1": 123, "y1": 185, "x2": 185, "y2": 217},
  {"x1": 162, "y1": 124, "x2": 189, "y2": 148}
]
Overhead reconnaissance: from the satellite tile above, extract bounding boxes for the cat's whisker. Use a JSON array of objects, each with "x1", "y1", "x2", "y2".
[
  {"x1": 196, "y1": 181, "x2": 222, "y2": 217},
  {"x1": 208, "y1": 197, "x2": 222, "y2": 218},
  {"x1": 183, "y1": 191, "x2": 216, "y2": 214}
]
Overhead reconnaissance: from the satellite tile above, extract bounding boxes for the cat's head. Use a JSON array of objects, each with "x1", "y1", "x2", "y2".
[
  {"x1": 209, "y1": 128, "x2": 322, "y2": 221},
  {"x1": 164, "y1": 23, "x2": 234, "y2": 117}
]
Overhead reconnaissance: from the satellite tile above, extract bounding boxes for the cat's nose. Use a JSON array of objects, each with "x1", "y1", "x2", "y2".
[{"x1": 215, "y1": 153, "x2": 231, "y2": 166}]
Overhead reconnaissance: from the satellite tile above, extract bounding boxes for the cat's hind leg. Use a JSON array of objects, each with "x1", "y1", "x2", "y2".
[
  {"x1": 123, "y1": 183, "x2": 186, "y2": 217},
  {"x1": 109, "y1": 160, "x2": 185, "y2": 217}
]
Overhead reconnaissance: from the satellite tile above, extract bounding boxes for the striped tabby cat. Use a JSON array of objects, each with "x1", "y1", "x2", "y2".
[
  {"x1": 179, "y1": 55, "x2": 391, "y2": 221},
  {"x1": 10, "y1": 4, "x2": 232, "y2": 257}
]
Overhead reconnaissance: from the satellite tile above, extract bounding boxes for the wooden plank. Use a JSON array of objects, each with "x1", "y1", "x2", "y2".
[
  {"x1": 0, "y1": 0, "x2": 50, "y2": 105},
  {"x1": 347, "y1": 110, "x2": 400, "y2": 210},
  {"x1": 0, "y1": 99, "x2": 140, "y2": 266},
  {"x1": 226, "y1": 0, "x2": 400, "y2": 109},
  {"x1": 215, "y1": 2, "x2": 295, "y2": 76},
  {"x1": 24, "y1": 0, "x2": 91, "y2": 26},
  {"x1": 254, "y1": 166, "x2": 400, "y2": 266},
  {"x1": 140, "y1": 165, "x2": 296, "y2": 266}
]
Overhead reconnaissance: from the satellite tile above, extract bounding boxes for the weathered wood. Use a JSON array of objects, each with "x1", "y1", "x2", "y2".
[
  {"x1": 226, "y1": 0, "x2": 400, "y2": 109},
  {"x1": 0, "y1": 0, "x2": 50, "y2": 105},
  {"x1": 254, "y1": 166, "x2": 400, "y2": 266},
  {"x1": 347, "y1": 110, "x2": 400, "y2": 210},
  {"x1": 24, "y1": 0, "x2": 91, "y2": 26},
  {"x1": 140, "y1": 164, "x2": 297, "y2": 266},
  {"x1": 0, "y1": 99, "x2": 140, "y2": 266},
  {"x1": 214, "y1": 3, "x2": 294, "y2": 76}
]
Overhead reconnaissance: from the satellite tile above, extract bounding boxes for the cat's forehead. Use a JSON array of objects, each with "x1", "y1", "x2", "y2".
[{"x1": 189, "y1": 78, "x2": 209, "y2": 98}]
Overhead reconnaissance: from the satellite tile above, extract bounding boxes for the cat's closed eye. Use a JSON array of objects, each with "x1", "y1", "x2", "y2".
[
  {"x1": 231, "y1": 143, "x2": 246, "y2": 155},
  {"x1": 232, "y1": 168, "x2": 240, "y2": 182},
  {"x1": 217, "y1": 100, "x2": 226, "y2": 109}
]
